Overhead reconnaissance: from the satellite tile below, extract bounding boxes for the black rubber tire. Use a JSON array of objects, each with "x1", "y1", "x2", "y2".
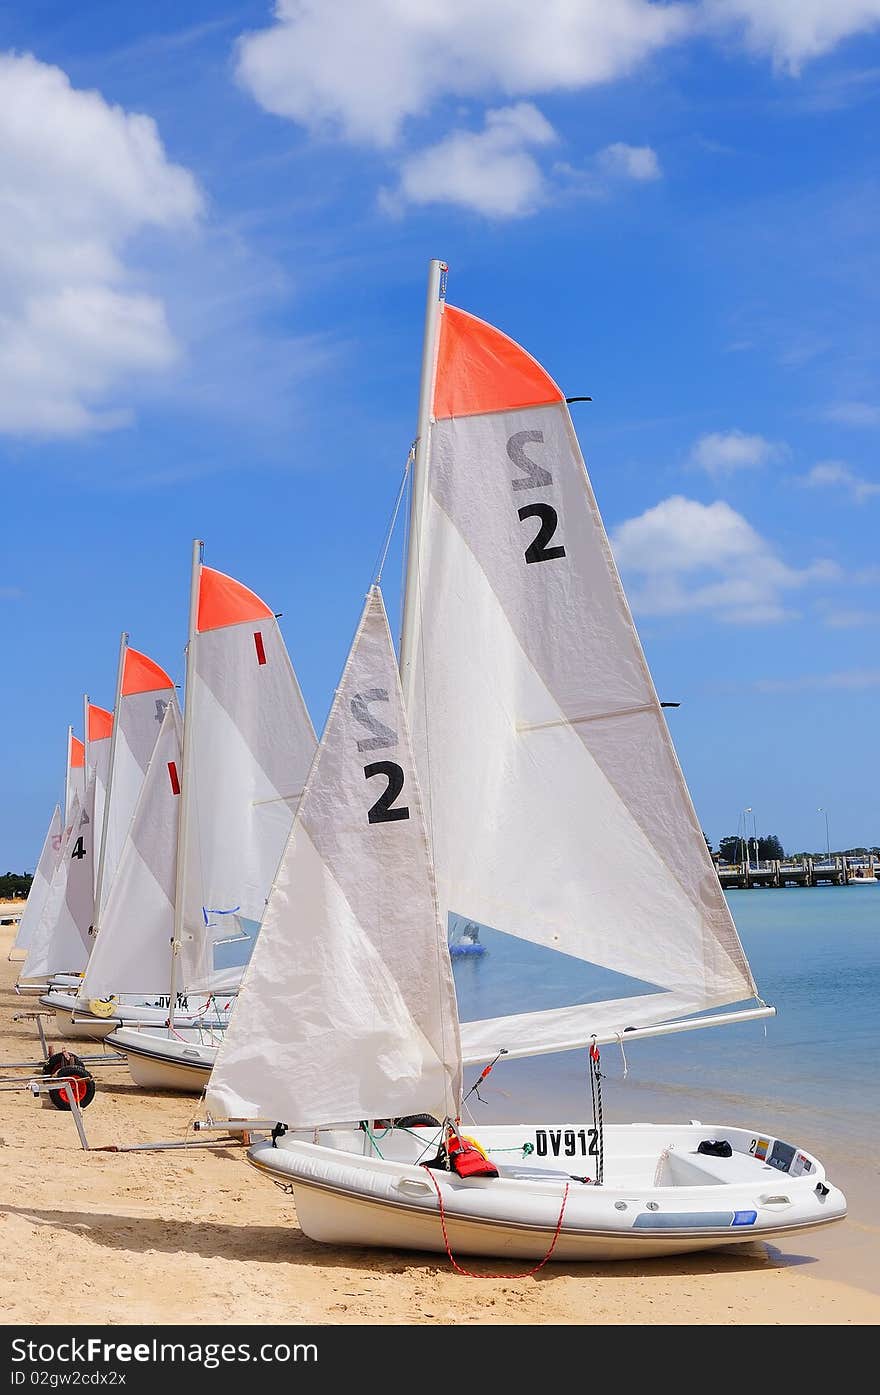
[
  {"x1": 392, "y1": 1113, "x2": 442, "y2": 1129},
  {"x1": 43, "y1": 1054, "x2": 96, "y2": 1111}
]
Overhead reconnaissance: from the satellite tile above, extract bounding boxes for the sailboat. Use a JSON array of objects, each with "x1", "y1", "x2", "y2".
[
  {"x1": 17, "y1": 698, "x2": 113, "y2": 997},
  {"x1": 105, "y1": 545, "x2": 317, "y2": 1090},
  {"x1": 8, "y1": 803, "x2": 63, "y2": 965},
  {"x1": 203, "y1": 261, "x2": 846, "y2": 1261},
  {"x1": 12, "y1": 728, "x2": 85, "y2": 984},
  {"x1": 41, "y1": 639, "x2": 179, "y2": 1039}
]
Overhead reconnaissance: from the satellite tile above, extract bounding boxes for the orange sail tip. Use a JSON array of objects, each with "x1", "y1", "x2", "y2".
[
  {"x1": 88, "y1": 704, "x2": 113, "y2": 742},
  {"x1": 433, "y1": 304, "x2": 564, "y2": 421},
  {"x1": 122, "y1": 647, "x2": 174, "y2": 697},
  {"x1": 197, "y1": 566, "x2": 274, "y2": 633},
  {"x1": 69, "y1": 736, "x2": 85, "y2": 768}
]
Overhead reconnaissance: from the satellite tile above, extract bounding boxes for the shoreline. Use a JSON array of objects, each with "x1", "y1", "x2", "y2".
[{"x1": 1, "y1": 927, "x2": 878, "y2": 1326}]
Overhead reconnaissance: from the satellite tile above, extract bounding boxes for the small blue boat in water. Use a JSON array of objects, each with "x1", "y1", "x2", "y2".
[{"x1": 449, "y1": 921, "x2": 486, "y2": 958}]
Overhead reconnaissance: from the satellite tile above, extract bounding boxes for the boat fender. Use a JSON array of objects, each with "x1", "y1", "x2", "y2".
[
  {"x1": 42, "y1": 1050, "x2": 96, "y2": 1111},
  {"x1": 697, "y1": 1139, "x2": 732, "y2": 1158},
  {"x1": 88, "y1": 997, "x2": 118, "y2": 1018}
]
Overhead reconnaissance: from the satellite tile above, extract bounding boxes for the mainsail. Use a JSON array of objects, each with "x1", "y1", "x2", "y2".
[
  {"x1": 76, "y1": 701, "x2": 183, "y2": 1003},
  {"x1": 9, "y1": 804, "x2": 62, "y2": 960},
  {"x1": 176, "y1": 558, "x2": 318, "y2": 989},
  {"x1": 96, "y1": 642, "x2": 176, "y2": 922},
  {"x1": 85, "y1": 701, "x2": 113, "y2": 904},
  {"x1": 21, "y1": 788, "x2": 96, "y2": 978},
  {"x1": 206, "y1": 586, "x2": 462, "y2": 1127},
  {"x1": 402, "y1": 283, "x2": 759, "y2": 1063},
  {"x1": 66, "y1": 730, "x2": 85, "y2": 822}
]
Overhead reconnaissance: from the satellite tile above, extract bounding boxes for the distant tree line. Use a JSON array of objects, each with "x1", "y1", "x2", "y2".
[
  {"x1": 0, "y1": 872, "x2": 32, "y2": 899},
  {"x1": 715, "y1": 834, "x2": 785, "y2": 863},
  {"x1": 708, "y1": 836, "x2": 879, "y2": 864}
]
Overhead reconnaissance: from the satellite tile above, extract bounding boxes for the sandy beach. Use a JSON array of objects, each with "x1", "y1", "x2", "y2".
[{"x1": 1, "y1": 926, "x2": 878, "y2": 1329}]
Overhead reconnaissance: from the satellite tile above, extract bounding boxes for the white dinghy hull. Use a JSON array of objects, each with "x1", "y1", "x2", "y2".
[
  {"x1": 248, "y1": 1122, "x2": 846, "y2": 1263},
  {"x1": 107, "y1": 1026, "x2": 217, "y2": 1092},
  {"x1": 41, "y1": 990, "x2": 230, "y2": 1044}
]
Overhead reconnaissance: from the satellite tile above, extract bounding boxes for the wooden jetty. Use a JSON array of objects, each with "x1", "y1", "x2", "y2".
[{"x1": 716, "y1": 855, "x2": 878, "y2": 889}]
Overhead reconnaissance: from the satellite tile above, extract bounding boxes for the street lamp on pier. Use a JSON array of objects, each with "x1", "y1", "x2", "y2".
[
  {"x1": 741, "y1": 807, "x2": 756, "y2": 870},
  {"x1": 818, "y1": 807, "x2": 830, "y2": 860}
]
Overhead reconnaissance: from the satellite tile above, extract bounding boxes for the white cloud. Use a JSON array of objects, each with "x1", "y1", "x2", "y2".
[
  {"x1": 819, "y1": 607, "x2": 879, "y2": 629},
  {"x1": 597, "y1": 142, "x2": 661, "y2": 180},
  {"x1": 800, "y1": 461, "x2": 880, "y2": 501},
  {"x1": 688, "y1": 430, "x2": 783, "y2": 475},
  {"x1": 0, "y1": 52, "x2": 202, "y2": 436},
  {"x1": 702, "y1": 0, "x2": 880, "y2": 74},
  {"x1": 610, "y1": 495, "x2": 837, "y2": 623},
  {"x1": 384, "y1": 104, "x2": 555, "y2": 217},
  {"x1": 236, "y1": 1, "x2": 692, "y2": 147},
  {"x1": 755, "y1": 668, "x2": 880, "y2": 692},
  {"x1": 822, "y1": 400, "x2": 880, "y2": 426}
]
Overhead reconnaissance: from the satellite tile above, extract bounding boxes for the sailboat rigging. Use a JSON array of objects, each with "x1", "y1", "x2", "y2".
[
  {"x1": 104, "y1": 542, "x2": 318, "y2": 1090},
  {"x1": 201, "y1": 260, "x2": 846, "y2": 1260}
]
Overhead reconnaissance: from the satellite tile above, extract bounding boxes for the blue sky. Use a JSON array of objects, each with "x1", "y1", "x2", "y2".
[{"x1": 1, "y1": 0, "x2": 878, "y2": 870}]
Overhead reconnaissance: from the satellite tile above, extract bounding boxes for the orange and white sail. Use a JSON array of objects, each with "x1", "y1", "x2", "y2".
[
  {"x1": 77, "y1": 702, "x2": 184, "y2": 1002},
  {"x1": 174, "y1": 556, "x2": 318, "y2": 991},
  {"x1": 86, "y1": 701, "x2": 113, "y2": 902},
  {"x1": 96, "y1": 643, "x2": 176, "y2": 919},
  {"x1": 65, "y1": 729, "x2": 85, "y2": 823},
  {"x1": 402, "y1": 279, "x2": 758, "y2": 1064}
]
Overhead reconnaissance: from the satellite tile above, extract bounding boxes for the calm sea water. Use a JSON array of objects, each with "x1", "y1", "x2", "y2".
[
  {"x1": 225, "y1": 884, "x2": 877, "y2": 1283},
  {"x1": 449, "y1": 887, "x2": 880, "y2": 1151},
  {"x1": 452, "y1": 886, "x2": 880, "y2": 1288}
]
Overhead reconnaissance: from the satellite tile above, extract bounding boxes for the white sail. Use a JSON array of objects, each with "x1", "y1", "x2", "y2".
[
  {"x1": 179, "y1": 564, "x2": 317, "y2": 986},
  {"x1": 21, "y1": 787, "x2": 95, "y2": 978},
  {"x1": 206, "y1": 586, "x2": 462, "y2": 1128},
  {"x1": 66, "y1": 731, "x2": 85, "y2": 822},
  {"x1": 10, "y1": 804, "x2": 62, "y2": 959},
  {"x1": 76, "y1": 701, "x2": 183, "y2": 1003},
  {"x1": 98, "y1": 646, "x2": 175, "y2": 918},
  {"x1": 404, "y1": 300, "x2": 757, "y2": 1063},
  {"x1": 86, "y1": 702, "x2": 113, "y2": 902}
]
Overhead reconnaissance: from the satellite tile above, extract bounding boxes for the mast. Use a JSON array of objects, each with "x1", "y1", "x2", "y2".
[
  {"x1": 399, "y1": 258, "x2": 446, "y2": 704},
  {"x1": 64, "y1": 725, "x2": 73, "y2": 825},
  {"x1": 168, "y1": 539, "x2": 202, "y2": 1025},
  {"x1": 92, "y1": 630, "x2": 128, "y2": 933},
  {"x1": 82, "y1": 693, "x2": 90, "y2": 789}
]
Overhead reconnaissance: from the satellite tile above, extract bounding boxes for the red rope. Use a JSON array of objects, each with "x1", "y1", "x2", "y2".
[{"x1": 420, "y1": 1167, "x2": 570, "y2": 1278}]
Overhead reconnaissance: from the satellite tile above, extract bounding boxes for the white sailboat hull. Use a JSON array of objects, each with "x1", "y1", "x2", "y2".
[
  {"x1": 40, "y1": 989, "x2": 230, "y2": 1044},
  {"x1": 107, "y1": 1025, "x2": 218, "y2": 1092},
  {"x1": 16, "y1": 971, "x2": 82, "y2": 998},
  {"x1": 248, "y1": 1122, "x2": 846, "y2": 1263},
  {"x1": 39, "y1": 992, "x2": 119, "y2": 1040}
]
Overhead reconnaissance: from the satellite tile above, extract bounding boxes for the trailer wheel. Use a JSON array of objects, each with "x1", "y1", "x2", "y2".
[{"x1": 43, "y1": 1052, "x2": 96, "y2": 1110}]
